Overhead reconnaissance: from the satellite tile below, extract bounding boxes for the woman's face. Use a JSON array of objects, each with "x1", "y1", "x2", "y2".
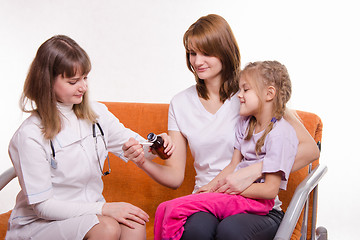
[
  {"x1": 189, "y1": 49, "x2": 222, "y2": 82},
  {"x1": 53, "y1": 72, "x2": 88, "y2": 105}
]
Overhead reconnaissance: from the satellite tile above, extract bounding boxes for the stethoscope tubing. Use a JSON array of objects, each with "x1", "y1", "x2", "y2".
[{"x1": 49, "y1": 122, "x2": 110, "y2": 176}]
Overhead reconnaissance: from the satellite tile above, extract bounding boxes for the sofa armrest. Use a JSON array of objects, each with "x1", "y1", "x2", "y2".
[
  {"x1": 0, "y1": 167, "x2": 16, "y2": 191},
  {"x1": 274, "y1": 164, "x2": 328, "y2": 240}
]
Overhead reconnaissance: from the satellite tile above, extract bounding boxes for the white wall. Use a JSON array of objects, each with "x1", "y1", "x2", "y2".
[{"x1": 0, "y1": 0, "x2": 358, "y2": 239}]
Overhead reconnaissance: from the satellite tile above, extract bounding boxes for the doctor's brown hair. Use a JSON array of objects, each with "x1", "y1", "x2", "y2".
[
  {"x1": 241, "y1": 61, "x2": 292, "y2": 154},
  {"x1": 21, "y1": 35, "x2": 98, "y2": 139},
  {"x1": 183, "y1": 14, "x2": 241, "y2": 103}
]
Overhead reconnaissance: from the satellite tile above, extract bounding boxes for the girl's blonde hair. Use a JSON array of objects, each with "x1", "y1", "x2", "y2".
[
  {"x1": 183, "y1": 14, "x2": 241, "y2": 102},
  {"x1": 241, "y1": 61, "x2": 292, "y2": 154},
  {"x1": 21, "y1": 35, "x2": 98, "y2": 139}
]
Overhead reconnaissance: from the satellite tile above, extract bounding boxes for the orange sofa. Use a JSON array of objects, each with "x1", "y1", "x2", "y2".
[{"x1": 0, "y1": 102, "x2": 322, "y2": 240}]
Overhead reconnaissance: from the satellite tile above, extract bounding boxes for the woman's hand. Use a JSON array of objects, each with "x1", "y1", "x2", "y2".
[
  {"x1": 159, "y1": 133, "x2": 176, "y2": 156},
  {"x1": 122, "y1": 138, "x2": 146, "y2": 167},
  {"x1": 211, "y1": 162, "x2": 263, "y2": 194},
  {"x1": 102, "y1": 202, "x2": 149, "y2": 229}
]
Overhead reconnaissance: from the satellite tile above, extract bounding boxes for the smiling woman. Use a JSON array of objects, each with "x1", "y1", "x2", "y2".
[
  {"x1": 188, "y1": 51, "x2": 222, "y2": 82},
  {"x1": 121, "y1": 14, "x2": 320, "y2": 240}
]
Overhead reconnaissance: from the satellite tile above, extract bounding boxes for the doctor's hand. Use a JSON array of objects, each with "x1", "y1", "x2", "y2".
[
  {"x1": 122, "y1": 138, "x2": 146, "y2": 167},
  {"x1": 102, "y1": 202, "x2": 149, "y2": 229}
]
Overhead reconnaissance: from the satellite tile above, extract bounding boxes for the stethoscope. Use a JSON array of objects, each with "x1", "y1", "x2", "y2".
[{"x1": 49, "y1": 122, "x2": 111, "y2": 176}]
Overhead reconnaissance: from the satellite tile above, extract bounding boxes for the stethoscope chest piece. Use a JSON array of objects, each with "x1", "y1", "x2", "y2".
[
  {"x1": 50, "y1": 157, "x2": 58, "y2": 169},
  {"x1": 50, "y1": 141, "x2": 57, "y2": 169}
]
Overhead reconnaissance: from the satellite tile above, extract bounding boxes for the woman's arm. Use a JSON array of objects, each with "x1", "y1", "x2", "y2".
[
  {"x1": 123, "y1": 130, "x2": 187, "y2": 189},
  {"x1": 33, "y1": 199, "x2": 149, "y2": 229},
  {"x1": 285, "y1": 109, "x2": 320, "y2": 172},
  {"x1": 240, "y1": 172, "x2": 282, "y2": 199},
  {"x1": 33, "y1": 198, "x2": 104, "y2": 220}
]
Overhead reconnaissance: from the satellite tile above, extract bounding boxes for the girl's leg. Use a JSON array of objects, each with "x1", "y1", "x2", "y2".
[
  {"x1": 154, "y1": 193, "x2": 219, "y2": 240},
  {"x1": 84, "y1": 215, "x2": 121, "y2": 240},
  {"x1": 216, "y1": 209, "x2": 284, "y2": 240},
  {"x1": 180, "y1": 211, "x2": 219, "y2": 240},
  {"x1": 155, "y1": 193, "x2": 274, "y2": 240}
]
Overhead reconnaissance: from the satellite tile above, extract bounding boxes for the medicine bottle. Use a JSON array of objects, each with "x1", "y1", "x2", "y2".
[{"x1": 147, "y1": 133, "x2": 170, "y2": 160}]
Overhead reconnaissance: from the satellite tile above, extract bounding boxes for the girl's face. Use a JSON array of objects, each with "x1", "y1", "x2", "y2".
[
  {"x1": 54, "y1": 72, "x2": 88, "y2": 105},
  {"x1": 189, "y1": 49, "x2": 222, "y2": 82},
  {"x1": 237, "y1": 77, "x2": 261, "y2": 117}
]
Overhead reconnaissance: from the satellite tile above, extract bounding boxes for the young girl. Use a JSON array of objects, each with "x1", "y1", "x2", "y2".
[
  {"x1": 153, "y1": 60, "x2": 299, "y2": 240},
  {"x1": 6, "y1": 35, "x2": 174, "y2": 240}
]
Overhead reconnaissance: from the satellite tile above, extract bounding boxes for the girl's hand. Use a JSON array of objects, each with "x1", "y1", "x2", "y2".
[
  {"x1": 102, "y1": 202, "x2": 149, "y2": 229},
  {"x1": 212, "y1": 162, "x2": 263, "y2": 194},
  {"x1": 159, "y1": 133, "x2": 176, "y2": 156},
  {"x1": 122, "y1": 138, "x2": 146, "y2": 166},
  {"x1": 195, "y1": 183, "x2": 215, "y2": 194},
  {"x1": 211, "y1": 172, "x2": 244, "y2": 194}
]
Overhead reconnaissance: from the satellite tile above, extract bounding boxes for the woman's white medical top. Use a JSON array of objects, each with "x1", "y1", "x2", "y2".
[
  {"x1": 168, "y1": 85, "x2": 240, "y2": 193},
  {"x1": 8, "y1": 102, "x2": 145, "y2": 225}
]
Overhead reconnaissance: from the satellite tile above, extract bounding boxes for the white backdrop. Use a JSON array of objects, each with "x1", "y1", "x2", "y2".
[{"x1": 0, "y1": 0, "x2": 359, "y2": 239}]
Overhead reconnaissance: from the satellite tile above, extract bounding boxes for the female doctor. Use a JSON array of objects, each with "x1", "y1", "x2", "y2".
[{"x1": 6, "y1": 35, "x2": 174, "y2": 240}]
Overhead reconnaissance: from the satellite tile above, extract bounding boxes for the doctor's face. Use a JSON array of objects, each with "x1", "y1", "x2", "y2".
[{"x1": 54, "y1": 72, "x2": 88, "y2": 105}]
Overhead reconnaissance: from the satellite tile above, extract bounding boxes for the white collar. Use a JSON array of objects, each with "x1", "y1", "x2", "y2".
[{"x1": 56, "y1": 102, "x2": 74, "y2": 115}]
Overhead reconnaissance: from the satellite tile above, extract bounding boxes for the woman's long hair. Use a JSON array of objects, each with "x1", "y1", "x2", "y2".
[
  {"x1": 183, "y1": 14, "x2": 241, "y2": 102},
  {"x1": 21, "y1": 35, "x2": 97, "y2": 139},
  {"x1": 241, "y1": 61, "x2": 292, "y2": 154}
]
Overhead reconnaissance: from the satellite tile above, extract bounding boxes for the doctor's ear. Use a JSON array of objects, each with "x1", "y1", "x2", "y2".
[{"x1": 266, "y1": 86, "x2": 276, "y2": 101}]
